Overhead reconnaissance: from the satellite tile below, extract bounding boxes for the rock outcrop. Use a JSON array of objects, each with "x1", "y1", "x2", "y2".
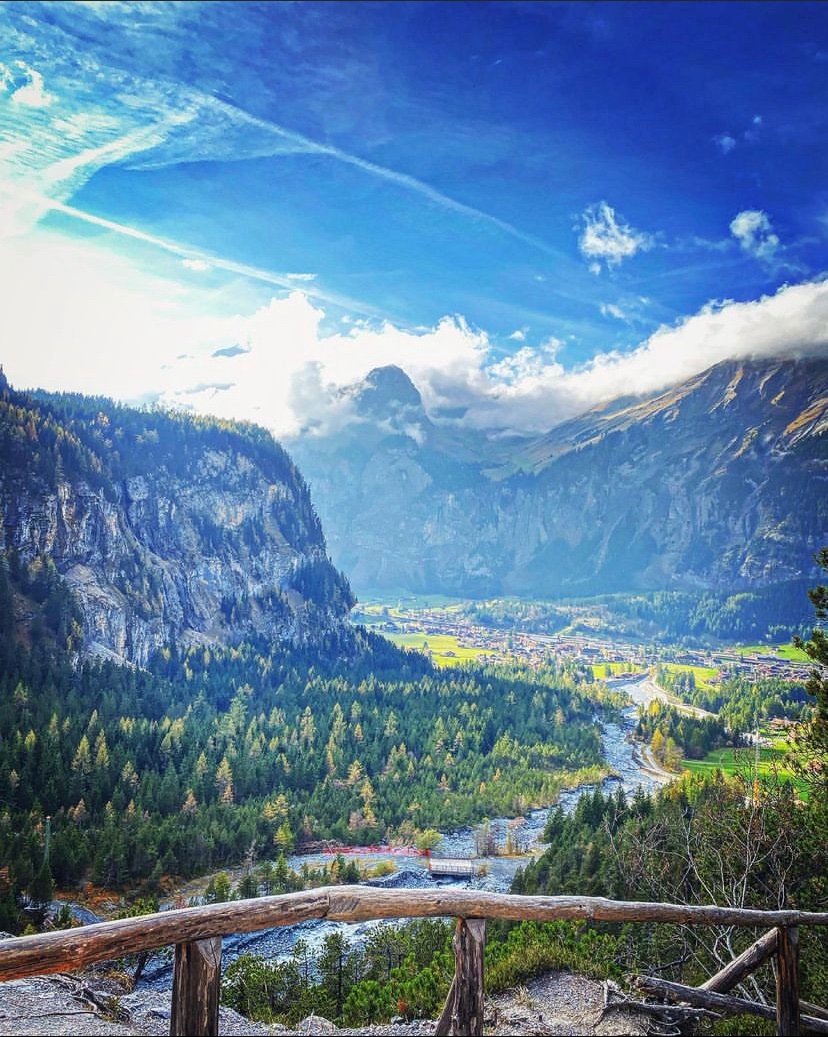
[{"x1": 0, "y1": 376, "x2": 353, "y2": 664}]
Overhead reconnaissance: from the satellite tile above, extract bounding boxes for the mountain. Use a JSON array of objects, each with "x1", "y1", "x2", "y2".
[
  {"x1": 287, "y1": 357, "x2": 828, "y2": 598},
  {"x1": 0, "y1": 373, "x2": 353, "y2": 664}
]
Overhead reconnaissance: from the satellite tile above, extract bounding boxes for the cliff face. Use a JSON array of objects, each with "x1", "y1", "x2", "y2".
[
  {"x1": 288, "y1": 357, "x2": 828, "y2": 598},
  {"x1": 0, "y1": 379, "x2": 353, "y2": 664}
]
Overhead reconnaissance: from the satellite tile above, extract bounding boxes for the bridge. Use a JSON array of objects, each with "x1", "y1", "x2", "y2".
[{"x1": 427, "y1": 857, "x2": 483, "y2": 877}]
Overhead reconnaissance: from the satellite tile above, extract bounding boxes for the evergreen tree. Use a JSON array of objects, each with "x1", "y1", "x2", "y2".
[
  {"x1": 29, "y1": 859, "x2": 54, "y2": 905},
  {"x1": 793, "y1": 547, "x2": 828, "y2": 799}
]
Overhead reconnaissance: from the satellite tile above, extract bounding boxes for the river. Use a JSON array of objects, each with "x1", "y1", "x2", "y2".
[{"x1": 135, "y1": 678, "x2": 665, "y2": 989}]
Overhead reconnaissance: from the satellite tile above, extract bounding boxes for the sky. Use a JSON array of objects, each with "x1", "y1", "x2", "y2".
[{"x1": 1, "y1": 0, "x2": 828, "y2": 437}]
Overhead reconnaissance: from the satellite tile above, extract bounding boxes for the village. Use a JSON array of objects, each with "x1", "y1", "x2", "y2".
[{"x1": 352, "y1": 601, "x2": 814, "y2": 689}]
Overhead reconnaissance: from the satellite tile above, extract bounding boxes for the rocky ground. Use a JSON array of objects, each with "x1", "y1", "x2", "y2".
[{"x1": 0, "y1": 970, "x2": 648, "y2": 1036}]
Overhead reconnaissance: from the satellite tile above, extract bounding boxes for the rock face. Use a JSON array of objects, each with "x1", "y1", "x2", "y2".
[
  {"x1": 288, "y1": 357, "x2": 828, "y2": 598},
  {"x1": 0, "y1": 378, "x2": 353, "y2": 664}
]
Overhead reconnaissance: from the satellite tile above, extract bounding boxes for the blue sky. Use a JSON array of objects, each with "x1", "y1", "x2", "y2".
[{"x1": 1, "y1": 0, "x2": 827, "y2": 435}]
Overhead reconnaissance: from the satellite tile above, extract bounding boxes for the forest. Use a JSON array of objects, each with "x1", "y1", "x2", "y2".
[
  {"x1": 0, "y1": 553, "x2": 621, "y2": 930},
  {"x1": 654, "y1": 667, "x2": 811, "y2": 730},
  {"x1": 460, "y1": 581, "x2": 814, "y2": 646},
  {"x1": 187, "y1": 556, "x2": 828, "y2": 1032}
]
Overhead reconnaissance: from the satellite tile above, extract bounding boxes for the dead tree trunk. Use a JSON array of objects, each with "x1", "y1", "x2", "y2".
[{"x1": 701, "y1": 929, "x2": 778, "y2": 994}]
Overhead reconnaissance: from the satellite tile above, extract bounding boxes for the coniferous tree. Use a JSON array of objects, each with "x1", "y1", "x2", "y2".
[{"x1": 793, "y1": 547, "x2": 828, "y2": 799}]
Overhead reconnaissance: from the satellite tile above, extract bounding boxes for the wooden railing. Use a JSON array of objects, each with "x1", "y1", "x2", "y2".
[{"x1": 0, "y1": 887, "x2": 826, "y2": 1036}]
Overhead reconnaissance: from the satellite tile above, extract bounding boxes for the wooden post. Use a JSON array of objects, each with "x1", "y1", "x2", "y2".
[
  {"x1": 435, "y1": 918, "x2": 486, "y2": 1036},
  {"x1": 776, "y1": 926, "x2": 800, "y2": 1037},
  {"x1": 170, "y1": 936, "x2": 221, "y2": 1037}
]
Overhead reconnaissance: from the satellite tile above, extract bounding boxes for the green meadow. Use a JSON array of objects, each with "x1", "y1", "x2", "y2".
[
  {"x1": 379, "y1": 631, "x2": 494, "y2": 668},
  {"x1": 737, "y1": 642, "x2": 812, "y2": 663},
  {"x1": 683, "y1": 735, "x2": 809, "y2": 799},
  {"x1": 661, "y1": 661, "x2": 720, "y2": 691}
]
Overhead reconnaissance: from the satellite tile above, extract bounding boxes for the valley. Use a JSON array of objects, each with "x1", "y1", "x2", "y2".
[
  {"x1": 353, "y1": 597, "x2": 813, "y2": 689},
  {"x1": 0, "y1": 370, "x2": 824, "y2": 1033}
]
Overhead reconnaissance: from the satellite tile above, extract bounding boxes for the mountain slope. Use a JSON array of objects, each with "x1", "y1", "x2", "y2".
[
  {"x1": 0, "y1": 373, "x2": 353, "y2": 663},
  {"x1": 288, "y1": 357, "x2": 828, "y2": 598}
]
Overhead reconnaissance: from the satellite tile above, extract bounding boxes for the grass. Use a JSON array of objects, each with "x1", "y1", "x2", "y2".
[
  {"x1": 378, "y1": 631, "x2": 494, "y2": 668},
  {"x1": 737, "y1": 642, "x2": 812, "y2": 663},
  {"x1": 661, "y1": 662, "x2": 719, "y2": 691},
  {"x1": 683, "y1": 737, "x2": 809, "y2": 799}
]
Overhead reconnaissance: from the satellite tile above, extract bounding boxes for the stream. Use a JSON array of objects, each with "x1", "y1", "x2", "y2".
[{"x1": 130, "y1": 678, "x2": 665, "y2": 989}]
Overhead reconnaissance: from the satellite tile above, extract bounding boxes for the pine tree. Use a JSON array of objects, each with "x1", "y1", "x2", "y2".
[
  {"x1": 792, "y1": 547, "x2": 828, "y2": 799},
  {"x1": 29, "y1": 859, "x2": 54, "y2": 905}
]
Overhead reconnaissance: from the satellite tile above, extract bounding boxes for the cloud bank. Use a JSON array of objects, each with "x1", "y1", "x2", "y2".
[
  {"x1": 155, "y1": 277, "x2": 828, "y2": 438},
  {"x1": 3, "y1": 223, "x2": 827, "y2": 442}
]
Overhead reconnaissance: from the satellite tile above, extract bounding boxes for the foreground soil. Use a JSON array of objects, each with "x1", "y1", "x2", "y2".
[{"x1": 0, "y1": 970, "x2": 648, "y2": 1036}]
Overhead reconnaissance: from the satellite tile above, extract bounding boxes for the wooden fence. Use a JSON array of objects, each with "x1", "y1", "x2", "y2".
[{"x1": 0, "y1": 887, "x2": 827, "y2": 1036}]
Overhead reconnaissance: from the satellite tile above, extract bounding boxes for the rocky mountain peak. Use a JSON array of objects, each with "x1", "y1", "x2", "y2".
[
  {"x1": 354, "y1": 365, "x2": 424, "y2": 421},
  {"x1": 289, "y1": 355, "x2": 828, "y2": 598}
]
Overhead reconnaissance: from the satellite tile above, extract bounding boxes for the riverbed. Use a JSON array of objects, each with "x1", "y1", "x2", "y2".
[{"x1": 136, "y1": 679, "x2": 665, "y2": 989}]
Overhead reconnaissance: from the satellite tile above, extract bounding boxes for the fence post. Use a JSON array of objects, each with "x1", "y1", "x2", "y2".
[
  {"x1": 776, "y1": 926, "x2": 799, "y2": 1037},
  {"x1": 435, "y1": 917, "x2": 486, "y2": 1036},
  {"x1": 170, "y1": 936, "x2": 222, "y2": 1037}
]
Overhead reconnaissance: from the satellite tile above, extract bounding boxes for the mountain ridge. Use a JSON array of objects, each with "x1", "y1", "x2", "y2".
[{"x1": 287, "y1": 355, "x2": 828, "y2": 599}]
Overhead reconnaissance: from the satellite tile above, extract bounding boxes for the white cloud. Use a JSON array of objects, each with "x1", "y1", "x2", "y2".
[
  {"x1": 488, "y1": 340, "x2": 564, "y2": 385},
  {"x1": 0, "y1": 62, "x2": 54, "y2": 108},
  {"x1": 600, "y1": 303, "x2": 626, "y2": 321},
  {"x1": 442, "y1": 279, "x2": 828, "y2": 433},
  {"x1": 3, "y1": 223, "x2": 826, "y2": 442},
  {"x1": 713, "y1": 133, "x2": 737, "y2": 154},
  {"x1": 578, "y1": 201, "x2": 653, "y2": 272},
  {"x1": 714, "y1": 115, "x2": 763, "y2": 153},
  {"x1": 730, "y1": 209, "x2": 780, "y2": 261}
]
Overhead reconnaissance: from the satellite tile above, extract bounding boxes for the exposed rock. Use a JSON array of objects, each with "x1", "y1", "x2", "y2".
[
  {"x1": 0, "y1": 385, "x2": 353, "y2": 664},
  {"x1": 289, "y1": 357, "x2": 828, "y2": 598}
]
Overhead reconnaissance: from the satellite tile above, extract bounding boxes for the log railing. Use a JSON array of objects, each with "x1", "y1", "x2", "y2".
[{"x1": 0, "y1": 887, "x2": 826, "y2": 1036}]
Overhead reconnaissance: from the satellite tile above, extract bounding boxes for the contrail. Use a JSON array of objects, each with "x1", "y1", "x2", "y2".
[
  {"x1": 202, "y1": 95, "x2": 567, "y2": 260},
  {"x1": 24, "y1": 191, "x2": 388, "y2": 319}
]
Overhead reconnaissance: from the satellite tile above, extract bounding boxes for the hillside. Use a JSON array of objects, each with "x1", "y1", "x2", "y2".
[
  {"x1": 288, "y1": 356, "x2": 828, "y2": 600},
  {"x1": 0, "y1": 373, "x2": 353, "y2": 664}
]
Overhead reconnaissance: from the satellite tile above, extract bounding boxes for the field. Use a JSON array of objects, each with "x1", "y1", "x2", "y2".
[
  {"x1": 683, "y1": 735, "x2": 809, "y2": 799},
  {"x1": 738, "y1": 643, "x2": 812, "y2": 663},
  {"x1": 661, "y1": 662, "x2": 719, "y2": 691},
  {"x1": 378, "y1": 631, "x2": 494, "y2": 668}
]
